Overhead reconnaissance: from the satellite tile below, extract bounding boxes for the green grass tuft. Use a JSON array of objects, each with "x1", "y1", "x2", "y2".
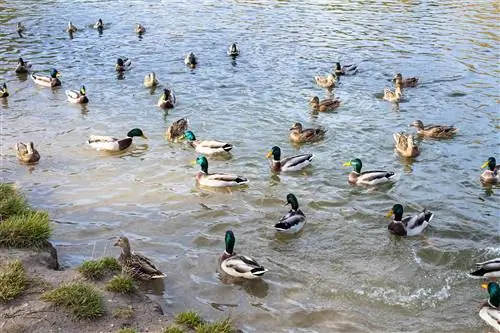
[
  {"x1": 195, "y1": 319, "x2": 236, "y2": 333},
  {"x1": 113, "y1": 306, "x2": 134, "y2": 319},
  {"x1": 175, "y1": 310, "x2": 204, "y2": 328},
  {"x1": 0, "y1": 184, "x2": 28, "y2": 220},
  {"x1": 0, "y1": 210, "x2": 51, "y2": 248},
  {"x1": 163, "y1": 325, "x2": 185, "y2": 333},
  {"x1": 115, "y1": 328, "x2": 137, "y2": 333},
  {"x1": 41, "y1": 282, "x2": 104, "y2": 320},
  {"x1": 78, "y1": 256, "x2": 121, "y2": 280},
  {"x1": 0, "y1": 260, "x2": 26, "y2": 302},
  {"x1": 105, "y1": 275, "x2": 134, "y2": 294}
]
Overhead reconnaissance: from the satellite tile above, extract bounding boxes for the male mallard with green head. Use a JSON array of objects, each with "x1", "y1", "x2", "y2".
[
  {"x1": 115, "y1": 58, "x2": 131, "y2": 72},
  {"x1": 386, "y1": 204, "x2": 433, "y2": 236},
  {"x1": 65, "y1": 85, "x2": 88, "y2": 104},
  {"x1": 343, "y1": 158, "x2": 395, "y2": 185},
  {"x1": 15, "y1": 142, "x2": 40, "y2": 164},
  {"x1": 31, "y1": 68, "x2": 61, "y2": 87},
  {"x1": 157, "y1": 88, "x2": 176, "y2": 109},
  {"x1": 87, "y1": 128, "x2": 147, "y2": 152},
  {"x1": 165, "y1": 118, "x2": 189, "y2": 142},
  {"x1": 393, "y1": 73, "x2": 418, "y2": 88},
  {"x1": 479, "y1": 282, "x2": 500, "y2": 332},
  {"x1": 184, "y1": 130, "x2": 233, "y2": 155},
  {"x1": 480, "y1": 157, "x2": 499, "y2": 184},
  {"x1": 114, "y1": 236, "x2": 166, "y2": 280},
  {"x1": 15, "y1": 58, "x2": 31, "y2": 73},
  {"x1": 289, "y1": 122, "x2": 326, "y2": 144},
  {"x1": 219, "y1": 230, "x2": 267, "y2": 279},
  {"x1": 470, "y1": 258, "x2": 500, "y2": 279},
  {"x1": 409, "y1": 120, "x2": 458, "y2": 138},
  {"x1": 266, "y1": 146, "x2": 313, "y2": 173},
  {"x1": 0, "y1": 83, "x2": 8, "y2": 98},
  {"x1": 393, "y1": 132, "x2": 419, "y2": 157},
  {"x1": 334, "y1": 62, "x2": 358, "y2": 76},
  {"x1": 275, "y1": 194, "x2": 306, "y2": 233},
  {"x1": 309, "y1": 96, "x2": 340, "y2": 112},
  {"x1": 195, "y1": 155, "x2": 248, "y2": 188}
]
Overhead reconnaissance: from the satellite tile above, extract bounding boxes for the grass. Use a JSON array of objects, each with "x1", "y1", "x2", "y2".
[
  {"x1": 195, "y1": 319, "x2": 236, "y2": 333},
  {"x1": 78, "y1": 256, "x2": 121, "y2": 280},
  {"x1": 0, "y1": 260, "x2": 27, "y2": 302},
  {"x1": 113, "y1": 306, "x2": 134, "y2": 319},
  {"x1": 0, "y1": 211, "x2": 51, "y2": 248},
  {"x1": 0, "y1": 184, "x2": 28, "y2": 219},
  {"x1": 163, "y1": 325, "x2": 185, "y2": 333},
  {"x1": 105, "y1": 275, "x2": 134, "y2": 294},
  {"x1": 175, "y1": 310, "x2": 204, "y2": 329},
  {"x1": 115, "y1": 329, "x2": 137, "y2": 333},
  {"x1": 41, "y1": 282, "x2": 104, "y2": 320}
]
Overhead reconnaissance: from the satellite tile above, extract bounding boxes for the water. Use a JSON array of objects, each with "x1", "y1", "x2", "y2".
[{"x1": 1, "y1": 1, "x2": 499, "y2": 332}]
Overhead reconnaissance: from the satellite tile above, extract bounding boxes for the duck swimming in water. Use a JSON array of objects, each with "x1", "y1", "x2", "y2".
[
  {"x1": 386, "y1": 204, "x2": 433, "y2": 236},
  {"x1": 184, "y1": 52, "x2": 197, "y2": 69},
  {"x1": 343, "y1": 158, "x2": 396, "y2": 186},
  {"x1": 274, "y1": 194, "x2": 306, "y2": 233},
  {"x1": 31, "y1": 69, "x2": 61, "y2": 87}
]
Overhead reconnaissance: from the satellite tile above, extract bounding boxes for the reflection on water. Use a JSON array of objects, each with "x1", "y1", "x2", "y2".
[{"x1": 1, "y1": 0, "x2": 499, "y2": 332}]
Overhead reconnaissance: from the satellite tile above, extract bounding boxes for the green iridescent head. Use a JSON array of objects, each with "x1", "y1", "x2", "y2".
[
  {"x1": 387, "y1": 204, "x2": 404, "y2": 221},
  {"x1": 286, "y1": 193, "x2": 300, "y2": 211},
  {"x1": 184, "y1": 130, "x2": 196, "y2": 141},
  {"x1": 482, "y1": 282, "x2": 500, "y2": 308},
  {"x1": 224, "y1": 230, "x2": 235, "y2": 255},
  {"x1": 266, "y1": 146, "x2": 281, "y2": 160},
  {"x1": 50, "y1": 68, "x2": 59, "y2": 78},
  {"x1": 481, "y1": 157, "x2": 497, "y2": 171},
  {"x1": 126, "y1": 128, "x2": 147, "y2": 139},
  {"x1": 195, "y1": 155, "x2": 208, "y2": 173},
  {"x1": 343, "y1": 158, "x2": 362, "y2": 173}
]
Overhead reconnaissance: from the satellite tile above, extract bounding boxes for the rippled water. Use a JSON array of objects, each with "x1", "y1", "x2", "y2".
[{"x1": 1, "y1": 1, "x2": 499, "y2": 332}]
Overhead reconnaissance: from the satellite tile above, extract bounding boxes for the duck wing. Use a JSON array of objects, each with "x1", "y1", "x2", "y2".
[
  {"x1": 205, "y1": 173, "x2": 248, "y2": 184},
  {"x1": 198, "y1": 140, "x2": 233, "y2": 151},
  {"x1": 280, "y1": 154, "x2": 314, "y2": 171},
  {"x1": 224, "y1": 255, "x2": 265, "y2": 274},
  {"x1": 166, "y1": 118, "x2": 188, "y2": 141},
  {"x1": 402, "y1": 211, "x2": 433, "y2": 236},
  {"x1": 275, "y1": 209, "x2": 306, "y2": 230},
  {"x1": 358, "y1": 170, "x2": 395, "y2": 183},
  {"x1": 88, "y1": 135, "x2": 118, "y2": 143},
  {"x1": 470, "y1": 258, "x2": 500, "y2": 277}
]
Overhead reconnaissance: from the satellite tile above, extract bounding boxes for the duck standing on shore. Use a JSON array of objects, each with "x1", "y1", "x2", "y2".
[{"x1": 114, "y1": 236, "x2": 166, "y2": 280}]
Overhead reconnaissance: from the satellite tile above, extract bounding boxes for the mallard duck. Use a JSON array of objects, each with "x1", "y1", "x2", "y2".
[
  {"x1": 479, "y1": 282, "x2": 500, "y2": 332},
  {"x1": 114, "y1": 236, "x2": 166, "y2": 280},
  {"x1": 93, "y1": 18, "x2": 103, "y2": 30},
  {"x1": 157, "y1": 88, "x2": 176, "y2": 109},
  {"x1": 31, "y1": 69, "x2": 61, "y2": 87},
  {"x1": 165, "y1": 117, "x2": 189, "y2": 142},
  {"x1": 275, "y1": 193, "x2": 306, "y2": 233},
  {"x1": 87, "y1": 128, "x2": 147, "y2": 152},
  {"x1": 219, "y1": 230, "x2": 267, "y2": 279},
  {"x1": 15, "y1": 142, "x2": 40, "y2": 164},
  {"x1": 386, "y1": 204, "x2": 433, "y2": 236},
  {"x1": 266, "y1": 146, "x2": 313, "y2": 172},
  {"x1": 393, "y1": 132, "x2": 419, "y2": 157},
  {"x1": 184, "y1": 130, "x2": 232, "y2": 155},
  {"x1": 65, "y1": 85, "x2": 88, "y2": 104},
  {"x1": 227, "y1": 43, "x2": 240, "y2": 57},
  {"x1": 409, "y1": 120, "x2": 458, "y2": 138},
  {"x1": 470, "y1": 258, "x2": 500, "y2": 279},
  {"x1": 15, "y1": 57, "x2": 31, "y2": 73},
  {"x1": 115, "y1": 58, "x2": 131, "y2": 72},
  {"x1": 184, "y1": 52, "x2": 197, "y2": 69},
  {"x1": 314, "y1": 73, "x2": 336, "y2": 90},
  {"x1": 66, "y1": 21, "x2": 77, "y2": 33},
  {"x1": 143, "y1": 72, "x2": 158, "y2": 88},
  {"x1": 16, "y1": 22, "x2": 25, "y2": 33},
  {"x1": 289, "y1": 122, "x2": 326, "y2": 144},
  {"x1": 393, "y1": 73, "x2": 418, "y2": 88},
  {"x1": 135, "y1": 23, "x2": 146, "y2": 34},
  {"x1": 309, "y1": 96, "x2": 340, "y2": 112},
  {"x1": 480, "y1": 157, "x2": 499, "y2": 184},
  {"x1": 194, "y1": 155, "x2": 248, "y2": 188},
  {"x1": 343, "y1": 158, "x2": 396, "y2": 185},
  {"x1": 334, "y1": 62, "x2": 358, "y2": 76},
  {"x1": 0, "y1": 83, "x2": 8, "y2": 98},
  {"x1": 383, "y1": 78, "x2": 402, "y2": 103}
]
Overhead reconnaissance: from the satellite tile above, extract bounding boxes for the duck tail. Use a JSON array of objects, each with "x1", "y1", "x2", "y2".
[
  {"x1": 151, "y1": 273, "x2": 167, "y2": 279},
  {"x1": 251, "y1": 267, "x2": 268, "y2": 276}
]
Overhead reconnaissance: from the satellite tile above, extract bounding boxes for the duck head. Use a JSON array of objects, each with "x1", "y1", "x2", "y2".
[{"x1": 343, "y1": 158, "x2": 362, "y2": 173}]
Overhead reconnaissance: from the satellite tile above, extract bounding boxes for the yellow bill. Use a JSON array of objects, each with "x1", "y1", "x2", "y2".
[
  {"x1": 386, "y1": 210, "x2": 393, "y2": 218},
  {"x1": 141, "y1": 135, "x2": 148, "y2": 139},
  {"x1": 343, "y1": 161, "x2": 352, "y2": 167},
  {"x1": 481, "y1": 283, "x2": 488, "y2": 289},
  {"x1": 481, "y1": 161, "x2": 489, "y2": 169},
  {"x1": 266, "y1": 151, "x2": 272, "y2": 158}
]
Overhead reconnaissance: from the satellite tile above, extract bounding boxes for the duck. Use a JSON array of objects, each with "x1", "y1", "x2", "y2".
[
  {"x1": 479, "y1": 282, "x2": 500, "y2": 332},
  {"x1": 266, "y1": 146, "x2": 313, "y2": 173},
  {"x1": 334, "y1": 62, "x2": 358, "y2": 76},
  {"x1": 87, "y1": 128, "x2": 147, "y2": 152},
  {"x1": 143, "y1": 72, "x2": 158, "y2": 88},
  {"x1": 184, "y1": 52, "x2": 197, "y2": 69},
  {"x1": 93, "y1": 18, "x2": 103, "y2": 30},
  {"x1": 15, "y1": 142, "x2": 40, "y2": 164},
  {"x1": 184, "y1": 130, "x2": 233, "y2": 155},
  {"x1": 274, "y1": 193, "x2": 306, "y2": 233},
  {"x1": 135, "y1": 23, "x2": 146, "y2": 34},
  {"x1": 15, "y1": 57, "x2": 31, "y2": 73},
  {"x1": 31, "y1": 69, "x2": 61, "y2": 87},
  {"x1": 157, "y1": 88, "x2": 176, "y2": 109},
  {"x1": 383, "y1": 78, "x2": 402, "y2": 103},
  {"x1": 343, "y1": 158, "x2": 396, "y2": 185},
  {"x1": 314, "y1": 73, "x2": 336, "y2": 90},
  {"x1": 0, "y1": 83, "x2": 8, "y2": 98},
  {"x1": 480, "y1": 157, "x2": 499, "y2": 184},
  {"x1": 114, "y1": 236, "x2": 166, "y2": 280},
  {"x1": 227, "y1": 43, "x2": 240, "y2": 57},
  {"x1": 194, "y1": 155, "x2": 248, "y2": 188},
  {"x1": 66, "y1": 21, "x2": 77, "y2": 33},
  {"x1": 393, "y1": 73, "x2": 418, "y2": 88},
  {"x1": 115, "y1": 58, "x2": 131, "y2": 72},
  {"x1": 165, "y1": 118, "x2": 189, "y2": 142},
  {"x1": 309, "y1": 96, "x2": 340, "y2": 112},
  {"x1": 16, "y1": 22, "x2": 25, "y2": 34},
  {"x1": 470, "y1": 258, "x2": 500, "y2": 279},
  {"x1": 393, "y1": 132, "x2": 419, "y2": 157},
  {"x1": 65, "y1": 85, "x2": 88, "y2": 104},
  {"x1": 386, "y1": 204, "x2": 433, "y2": 236},
  {"x1": 219, "y1": 230, "x2": 267, "y2": 279},
  {"x1": 289, "y1": 122, "x2": 326, "y2": 144},
  {"x1": 409, "y1": 120, "x2": 458, "y2": 138}
]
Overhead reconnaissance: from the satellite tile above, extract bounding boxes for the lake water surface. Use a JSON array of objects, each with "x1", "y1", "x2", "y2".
[{"x1": 1, "y1": 1, "x2": 499, "y2": 332}]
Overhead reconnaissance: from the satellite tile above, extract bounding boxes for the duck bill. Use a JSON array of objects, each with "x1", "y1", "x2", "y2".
[
  {"x1": 141, "y1": 135, "x2": 148, "y2": 139},
  {"x1": 480, "y1": 161, "x2": 489, "y2": 169},
  {"x1": 266, "y1": 151, "x2": 272, "y2": 158},
  {"x1": 342, "y1": 161, "x2": 351, "y2": 167},
  {"x1": 481, "y1": 283, "x2": 488, "y2": 289},
  {"x1": 386, "y1": 210, "x2": 393, "y2": 218}
]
